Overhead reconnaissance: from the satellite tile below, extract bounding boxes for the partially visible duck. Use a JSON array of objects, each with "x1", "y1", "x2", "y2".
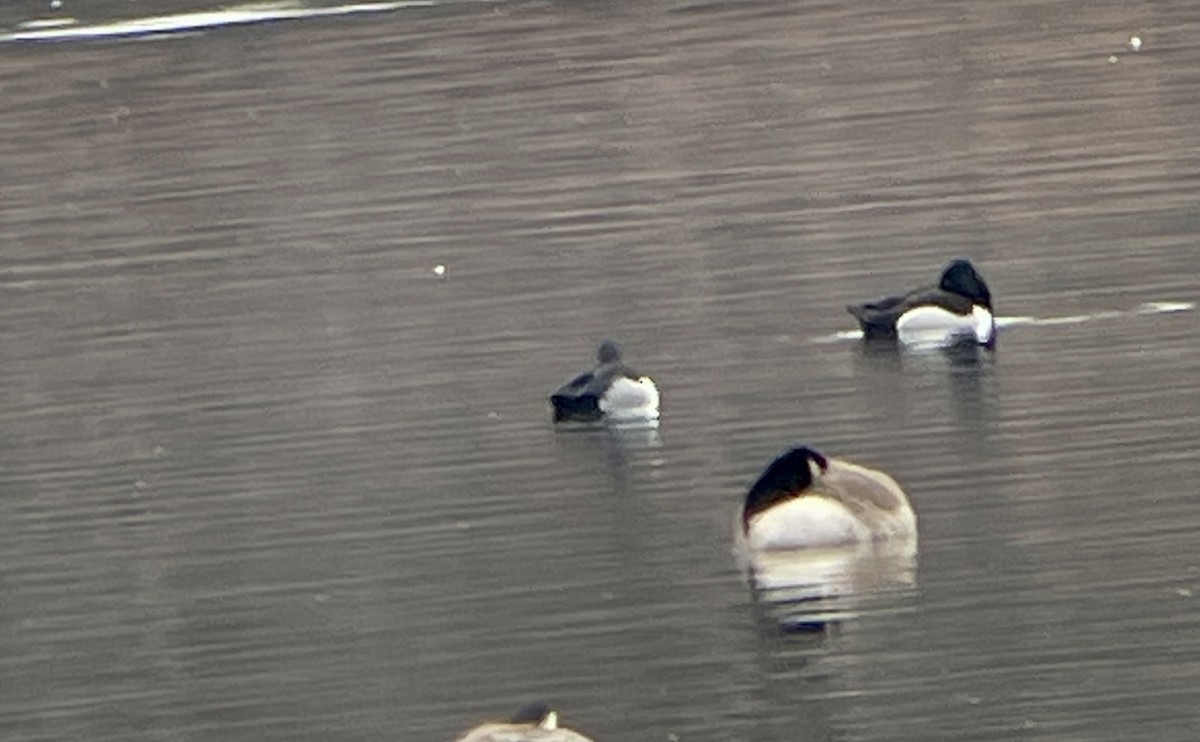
[
  {"x1": 549, "y1": 340, "x2": 659, "y2": 423},
  {"x1": 847, "y1": 258, "x2": 996, "y2": 348},
  {"x1": 735, "y1": 445, "x2": 916, "y2": 555},
  {"x1": 453, "y1": 703, "x2": 596, "y2": 742}
]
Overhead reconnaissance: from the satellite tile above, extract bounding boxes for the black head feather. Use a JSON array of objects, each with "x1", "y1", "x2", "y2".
[
  {"x1": 507, "y1": 702, "x2": 551, "y2": 725},
  {"x1": 742, "y1": 445, "x2": 829, "y2": 529},
  {"x1": 939, "y1": 259, "x2": 993, "y2": 310}
]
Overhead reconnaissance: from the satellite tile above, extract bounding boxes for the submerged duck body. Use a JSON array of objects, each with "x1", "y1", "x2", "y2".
[
  {"x1": 736, "y1": 445, "x2": 916, "y2": 556},
  {"x1": 847, "y1": 258, "x2": 996, "y2": 348},
  {"x1": 550, "y1": 340, "x2": 659, "y2": 423},
  {"x1": 453, "y1": 703, "x2": 595, "y2": 742}
]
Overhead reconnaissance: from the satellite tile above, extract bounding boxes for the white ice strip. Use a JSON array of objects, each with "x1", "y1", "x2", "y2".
[
  {"x1": 2, "y1": 2, "x2": 430, "y2": 42},
  {"x1": 993, "y1": 316, "x2": 1037, "y2": 329},
  {"x1": 1137, "y1": 301, "x2": 1193, "y2": 314},
  {"x1": 824, "y1": 301, "x2": 1191, "y2": 343}
]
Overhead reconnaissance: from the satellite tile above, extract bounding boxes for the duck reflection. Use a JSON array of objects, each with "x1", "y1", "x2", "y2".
[
  {"x1": 551, "y1": 419, "x2": 663, "y2": 498},
  {"x1": 855, "y1": 331, "x2": 993, "y2": 371},
  {"x1": 742, "y1": 537, "x2": 917, "y2": 634},
  {"x1": 852, "y1": 336, "x2": 995, "y2": 436},
  {"x1": 552, "y1": 418, "x2": 662, "y2": 461}
]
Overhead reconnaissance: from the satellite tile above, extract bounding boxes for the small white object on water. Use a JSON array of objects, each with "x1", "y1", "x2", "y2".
[
  {"x1": 1108, "y1": 54, "x2": 1119, "y2": 64},
  {"x1": 50, "y1": 0, "x2": 63, "y2": 8},
  {"x1": 432, "y1": 264, "x2": 446, "y2": 277},
  {"x1": 1129, "y1": 35, "x2": 1142, "y2": 52}
]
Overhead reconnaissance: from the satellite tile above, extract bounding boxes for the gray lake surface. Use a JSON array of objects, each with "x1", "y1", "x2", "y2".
[{"x1": 1, "y1": 1, "x2": 1198, "y2": 740}]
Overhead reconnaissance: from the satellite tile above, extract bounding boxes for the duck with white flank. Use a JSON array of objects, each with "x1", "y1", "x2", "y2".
[
  {"x1": 453, "y1": 703, "x2": 596, "y2": 742},
  {"x1": 549, "y1": 340, "x2": 659, "y2": 423},
  {"x1": 847, "y1": 258, "x2": 996, "y2": 348},
  {"x1": 736, "y1": 445, "x2": 916, "y2": 557}
]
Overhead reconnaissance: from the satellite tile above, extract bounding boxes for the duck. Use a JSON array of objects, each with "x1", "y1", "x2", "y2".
[
  {"x1": 549, "y1": 340, "x2": 659, "y2": 423},
  {"x1": 453, "y1": 702, "x2": 596, "y2": 742},
  {"x1": 736, "y1": 445, "x2": 916, "y2": 555},
  {"x1": 846, "y1": 258, "x2": 996, "y2": 348}
]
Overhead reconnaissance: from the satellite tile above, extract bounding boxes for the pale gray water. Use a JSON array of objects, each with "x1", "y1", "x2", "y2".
[{"x1": 1, "y1": 1, "x2": 1199, "y2": 741}]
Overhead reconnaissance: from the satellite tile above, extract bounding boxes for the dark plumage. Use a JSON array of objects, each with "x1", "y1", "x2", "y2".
[
  {"x1": 735, "y1": 444, "x2": 916, "y2": 552},
  {"x1": 507, "y1": 703, "x2": 552, "y2": 726},
  {"x1": 742, "y1": 445, "x2": 829, "y2": 530},
  {"x1": 549, "y1": 340, "x2": 656, "y2": 423},
  {"x1": 846, "y1": 258, "x2": 995, "y2": 345}
]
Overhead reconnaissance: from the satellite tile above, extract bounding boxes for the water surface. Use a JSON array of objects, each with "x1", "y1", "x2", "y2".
[{"x1": 2, "y1": 1, "x2": 1198, "y2": 741}]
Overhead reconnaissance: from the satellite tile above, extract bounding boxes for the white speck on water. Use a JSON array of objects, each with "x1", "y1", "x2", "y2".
[
  {"x1": 432, "y1": 264, "x2": 446, "y2": 277},
  {"x1": 1177, "y1": 587, "x2": 1193, "y2": 598},
  {"x1": 50, "y1": 0, "x2": 63, "y2": 8},
  {"x1": 1129, "y1": 35, "x2": 1142, "y2": 51},
  {"x1": 1108, "y1": 54, "x2": 1120, "y2": 64}
]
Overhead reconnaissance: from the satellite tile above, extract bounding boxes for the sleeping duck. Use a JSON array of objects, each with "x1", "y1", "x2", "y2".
[
  {"x1": 735, "y1": 445, "x2": 916, "y2": 555},
  {"x1": 846, "y1": 258, "x2": 996, "y2": 347},
  {"x1": 453, "y1": 703, "x2": 596, "y2": 742},
  {"x1": 549, "y1": 340, "x2": 659, "y2": 423}
]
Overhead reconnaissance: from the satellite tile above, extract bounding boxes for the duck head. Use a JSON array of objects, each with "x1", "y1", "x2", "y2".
[
  {"x1": 595, "y1": 339, "x2": 623, "y2": 365},
  {"x1": 742, "y1": 445, "x2": 830, "y2": 529},
  {"x1": 939, "y1": 258, "x2": 993, "y2": 310}
]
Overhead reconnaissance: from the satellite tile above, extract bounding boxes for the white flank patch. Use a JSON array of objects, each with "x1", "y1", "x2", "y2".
[
  {"x1": 599, "y1": 376, "x2": 660, "y2": 423},
  {"x1": 972, "y1": 304, "x2": 996, "y2": 345},
  {"x1": 896, "y1": 304, "x2": 990, "y2": 349}
]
